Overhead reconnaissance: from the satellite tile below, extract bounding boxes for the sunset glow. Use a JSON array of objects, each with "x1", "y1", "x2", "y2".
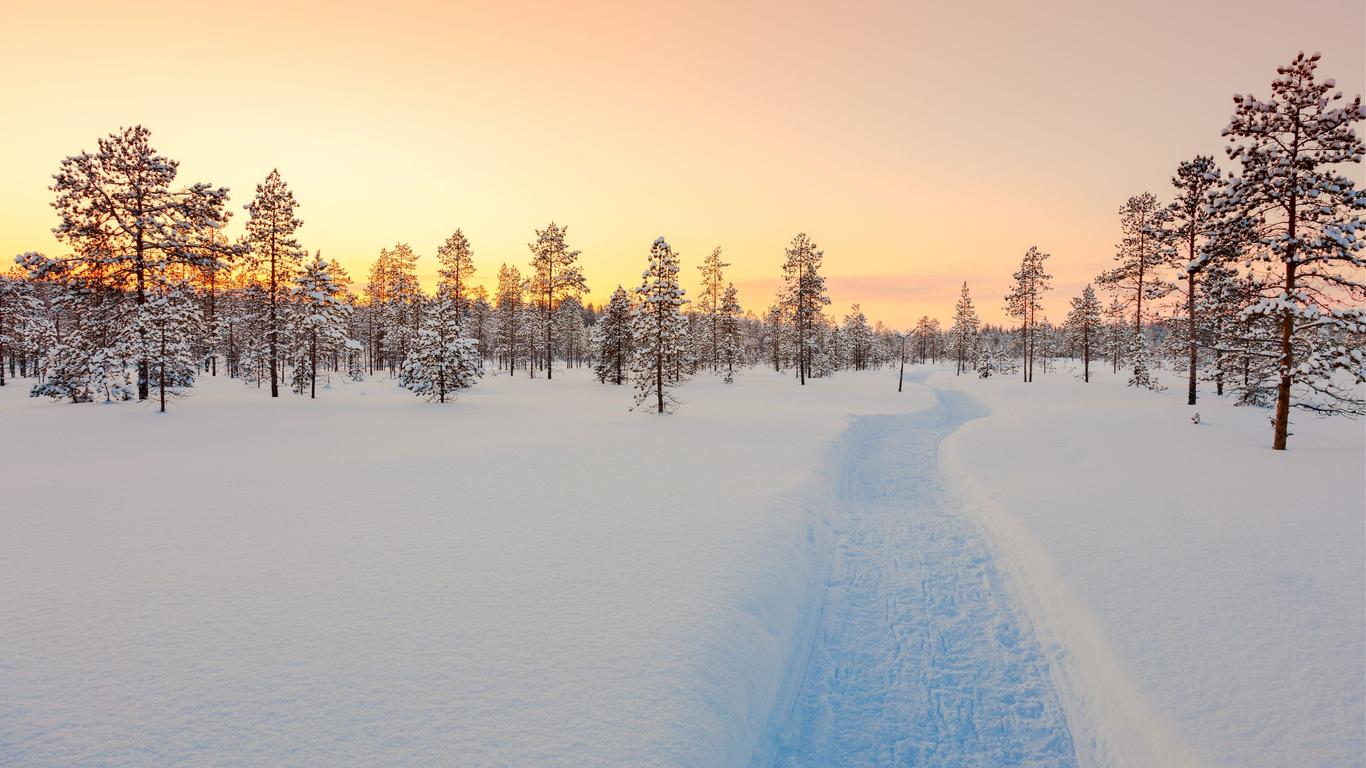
[{"x1": 2, "y1": 0, "x2": 1362, "y2": 325}]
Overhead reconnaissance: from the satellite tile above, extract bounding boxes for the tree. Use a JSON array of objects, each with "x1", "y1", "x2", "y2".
[
  {"x1": 288, "y1": 253, "x2": 351, "y2": 399},
  {"x1": 842, "y1": 305, "x2": 875, "y2": 370},
  {"x1": 1098, "y1": 193, "x2": 1172, "y2": 335},
  {"x1": 780, "y1": 233, "x2": 830, "y2": 385},
  {"x1": 1064, "y1": 284, "x2": 1103, "y2": 382},
  {"x1": 51, "y1": 125, "x2": 236, "y2": 401},
  {"x1": 950, "y1": 282, "x2": 979, "y2": 376},
  {"x1": 718, "y1": 283, "x2": 743, "y2": 383},
  {"x1": 399, "y1": 295, "x2": 482, "y2": 403},
  {"x1": 631, "y1": 237, "x2": 689, "y2": 413},
  {"x1": 1221, "y1": 51, "x2": 1366, "y2": 449},
  {"x1": 696, "y1": 246, "x2": 730, "y2": 372},
  {"x1": 1004, "y1": 246, "x2": 1052, "y2": 382},
  {"x1": 592, "y1": 286, "x2": 633, "y2": 385},
  {"x1": 527, "y1": 222, "x2": 587, "y2": 380},
  {"x1": 437, "y1": 229, "x2": 476, "y2": 320},
  {"x1": 912, "y1": 316, "x2": 939, "y2": 365},
  {"x1": 137, "y1": 278, "x2": 203, "y2": 413},
  {"x1": 494, "y1": 263, "x2": 526, "y2": 375},
  {"x1": 242, "y1": 169, "x2": 304, "y2": 398},
  {"x1": 1160, "y1": 156, "x2": 1226, "y2": 405}
]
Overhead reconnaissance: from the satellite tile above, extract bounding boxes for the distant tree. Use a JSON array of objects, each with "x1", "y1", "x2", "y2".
[
  {"x1": 287, "y1": 252, "x2": 351, "y2": 399},
  {"x1": 527, "y1": 222, "x2": 587, "y2": 380},
  {"x1": 719, "y1": 283, "x2": 743, "y2": 383},
  {"x1": 912, "y1": 315, "x2": 939, "y2": 364},
  {"x1": 950, "y1": 282, "x2": 979, "y2": 376},
  {"x1": 399, "y1": 295, "x2": 482, "y2": 403},
  {"x1": 494, "y1": 263, "x2": 526, "y2": 375},
  {"x1": 1004, "y1": 246, "x2": 1052, "y2": 382},
  {"x1": 696, "y1": 246, "x2": 730, "y2": 372},
  {"x1": 1064, "y1": 284, "x2": 1103, "y2": 382},
  {"x1": 592, "y1": 286, "x2": 633, "y2": 385},
  {"x1": 1221, "y1": 51, "x2": 1365, "y2": 449},
  {"x1": 842, "y1": 304, "x2": 874, "y2": 370},
  {"x1": 631, "y1": 237, "x2": 689, "y2": 413},
  {"x1": 137, "y1": 278, "x2": 203, "y2": 413},
  {"x1": 242, "y1": 169, "x2": 304, "y2": 398},
  {"x1": 1098, "y1": 192, "x2": 1172, "y2": 335},
  {"x1": 437, "y1": 229, "x2": 476, "y2": 320},
  {"x1": 780, "y1": 233, "x2": 830, "y2": 385},
  {"x1": 1159, "y1": 156, "x2": 1226, "y2": 405}
]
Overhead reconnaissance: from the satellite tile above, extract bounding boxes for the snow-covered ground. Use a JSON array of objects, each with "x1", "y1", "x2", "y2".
[
  {"x1": 0, "y1": 366, "x2": 935, "y2": 766},
  {"x1": 2, "y1": 363, "x2": 1361, "y2": 767},
  {"x1": 933, "y1": 365, "x2": 1365, "y2": 768}
]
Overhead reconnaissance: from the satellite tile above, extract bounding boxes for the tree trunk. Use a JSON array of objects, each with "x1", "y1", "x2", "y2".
[
  {"x1": 310, "y1": 332, "x2": 318, "y2": 399},
  {"x1": 1187, "y1": 272, "x2": 1198, "y2": 405}
]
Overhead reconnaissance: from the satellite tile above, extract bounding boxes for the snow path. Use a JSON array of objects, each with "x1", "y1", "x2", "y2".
[{"x1": 757, "y1": 385, "x2": 1077, "y2": 767}]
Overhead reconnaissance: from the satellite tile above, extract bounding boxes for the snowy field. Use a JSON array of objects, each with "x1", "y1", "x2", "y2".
[{"x1": 2, "y1": 365, "x2": 1362, "y2": 767}]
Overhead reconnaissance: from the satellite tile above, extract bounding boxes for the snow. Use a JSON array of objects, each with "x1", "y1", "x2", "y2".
[
  {"x1": 932, "y1": 366, "x2": 1365, "y2": 768},
  {"x1": 0, "y1": 367, "x2": 934, "y2": 766},
  {"x1": 2, "y1": 362, "x2": 1362, "y2": 766}
]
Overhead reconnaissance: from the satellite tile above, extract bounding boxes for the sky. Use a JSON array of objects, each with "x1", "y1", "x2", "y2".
[{"x1": 1, "y1": 0, "x2": 1362, "y2": 326}]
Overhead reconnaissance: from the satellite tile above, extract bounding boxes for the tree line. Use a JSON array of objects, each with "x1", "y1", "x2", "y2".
[{"x1": 0, "y1": 53, "x2": 1360, "y2": 444}]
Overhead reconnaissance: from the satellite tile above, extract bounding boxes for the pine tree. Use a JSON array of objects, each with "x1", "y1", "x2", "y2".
[
  {"x1": 1221, "y1": 52, "x2": 1366, "y2": 449},
  {"x1": 50, "y1": 126, "x2": 237, "y2": 401},
  {"x1": 842, "y1": 305, "x2": 874, "y2": 370},
  {"x1": 1064, "y1": 284, "x2": 1103, "y2": 382},
  {"x1": 242, "y1": 169, "x2": 304, "y2": 398},
  {"x1": 494, "y1": 263, "x2": 526, "y2": 375},
  {"x1": 592, "y1": 286, "x2": 633, "y2": 385},
  {"x1": 1098, "y1": 193, "x2": 1173, "y2": 335},
  {"x1": 950, "y1": 282, "x2": 979, "y2": 376},
  {"x1": 718, "y1": 283, "x2": 743, "y2": 383},
  {"x1": 1004, "y1": 246, "x2": 1052, "y2": 382},
  {"x1": 399, "y1": 295, "x2": 482, "y2": 402},
  {"x1": 437, "y1": 229, "x2": 477, "y2": 321},
  {"x1": 631, "y1": 237, "x2": 688, "y2": 413},
  {"x1": 1159, "y1": 156, "x2": 1226, "y2": 405},
  {"x1": 781, "y1": 233, "x2": 831, "y2": 385},
  {"x1": 287, "y1": 252, "x2": 351, "y2": 399},
  {"x1": 137, "y1": 278, "x2": 203, "y2": 413},
  {"x1": 696, "y1": 246, "x2": 730, "y2": 372},
  {"x1": 527, "y1": 222, "x2": 587, "y2": 380}
]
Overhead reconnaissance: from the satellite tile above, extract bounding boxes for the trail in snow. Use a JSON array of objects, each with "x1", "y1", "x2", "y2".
[{"x1": 758, "y1": 385, "x2": 1076, "y2": 767}]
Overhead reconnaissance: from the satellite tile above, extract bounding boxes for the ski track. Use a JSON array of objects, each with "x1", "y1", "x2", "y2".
[{"x1": 760, "y1": 385, "x2": 1077, "y2": 767}]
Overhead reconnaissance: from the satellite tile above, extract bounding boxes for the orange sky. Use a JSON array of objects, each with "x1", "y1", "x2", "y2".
[{"x1": 1, "y1": 0, "x2": 1362, "y2": 326}]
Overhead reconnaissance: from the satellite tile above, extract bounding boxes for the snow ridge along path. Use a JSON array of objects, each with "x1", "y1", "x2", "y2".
[{"x1": 755, "y1": 382, "x2": 1077, "y2": 767}]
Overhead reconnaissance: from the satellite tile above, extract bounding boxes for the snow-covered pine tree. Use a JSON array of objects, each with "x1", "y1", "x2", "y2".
[
  {"x1": 137, "y1": 278, "x2": 203, "y2": 412},
  {"x1": 718, "y1": 283, "x2": 743, "y2": 383},
  {"x1": 780, "y1": 233, "x2": 831, "y2": 385},
  {"x1": 592, "y1": 286, "x2": 633, "y2": 385},
  {"x1": 399, "y1": 295, "x2": 482, "y2": 402},
  {"x1": 630, "y1": 237, "x2": 688, "y2": 413},
  {"x1": 242, "y1": 169, "x2": 304, "y2": 398},
  {"x1": 950, "y1": 282, "x2": 979, "y2": 376},
  {"x1": 1064, "y1": 284, "x2": 1103, "y2": 382},
  {"x1": 696, "y1": 246, "x2": 730, "y2": 372},
  {"x1": 50, "y1": 126, "x2": 238, "y2": 401},
  {"x1": 841, "y1": 305, "x2": 874, "y2": 370},
  {"x1": 287, "y1": 252, "x2": 351, "y2": 398},
  {"x1": 1159, "y1": 156, "x2": 1226, "y2": 405},
  {"x1": 437, "y1": 229, "x2": 476, "y2": 321},
  {"x1": 1126, "y1": 328, "x2": 1161, "y2": 390},
  {"x1": 527, "y1": 222, "x2": 588, "y2": 380},
  {"x1": 1221, "y1": 52, "x2": 1366, "y2": 449},
  {"x1": 1004, "y1": 246, "x2": 1052, "y2": 382}
]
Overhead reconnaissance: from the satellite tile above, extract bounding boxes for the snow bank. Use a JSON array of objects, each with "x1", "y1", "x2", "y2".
[
  {"x1": 0, "y1": 367, "x2": 933, "y2": 766},
  {"x1": 932, "y1": 366, "x2": 1365, "y2": 768}
]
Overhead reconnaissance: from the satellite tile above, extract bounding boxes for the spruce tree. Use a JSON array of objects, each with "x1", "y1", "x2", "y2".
[
  {"x1": 399, "y1": 295, "x2": 482, "y2": 403},
  {"x1": 592, "y1": 286, "x2": 633, "y2": 385},
  {"x1": 242, "y1": 169, "x2": 304, "y2": 398},
  {"x1": 631, "y1": 237, "x2": 688, "y2": 413},
  {"x1": 951, "y1": 282, "x2": 979, "y2": 376},
  {"x1": 780, "y1": 233, "x2": 830, "y2": 385}
]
